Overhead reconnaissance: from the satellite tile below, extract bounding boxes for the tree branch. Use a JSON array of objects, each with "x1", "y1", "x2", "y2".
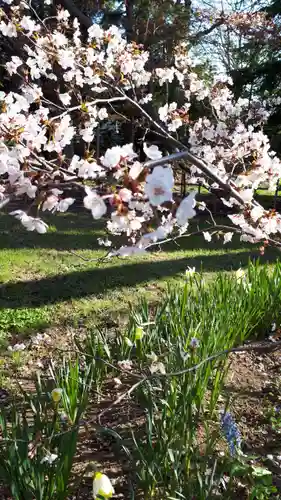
[
  {"x1": 143, "y1": 150, "x2": 247, "y2": 206},
  {"x1": 190, "y1": 18, "x2": 225, "y2": 41}
]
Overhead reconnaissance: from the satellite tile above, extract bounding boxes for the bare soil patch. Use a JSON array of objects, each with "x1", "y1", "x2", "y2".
[{"x1": 1, "y1": 330, "x2": 281, "y2": 499}]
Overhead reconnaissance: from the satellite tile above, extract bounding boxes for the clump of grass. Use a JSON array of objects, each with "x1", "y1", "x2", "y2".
[
  {"x1": 113, "y1": 261, "x2": 281, "y2": 498},
  {"x1": 0, "y1": 356, "x2": 93, "y2": 500},
  {"x1": 0, "y1": 261, "x2": 280, "y2": 499},
  {"x1": 0, "y1": 307, "x2": 50, "y2": 341}
]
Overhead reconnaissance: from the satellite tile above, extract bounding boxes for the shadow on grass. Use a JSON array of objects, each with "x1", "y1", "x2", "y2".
[
  {"x1": 0, "y1": 250, "x2": 278, "y2": 309},
  {"x1": 0, "y1": 212, "x2": 105, "y2": 251},
  {"x1": 0, "y1": 211, "x2": 277, "y2": 254}
]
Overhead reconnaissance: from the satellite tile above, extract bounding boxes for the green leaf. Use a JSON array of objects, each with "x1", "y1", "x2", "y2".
[
  {"x1": 230, "y1": 462, "x2": 250, "y2": 477},
  {"x1": 168, "y1": 448, "x2": 175, "y2": 463},
  {"x1": 251, "y1": 466, "x2": 272, "y2": 478}
]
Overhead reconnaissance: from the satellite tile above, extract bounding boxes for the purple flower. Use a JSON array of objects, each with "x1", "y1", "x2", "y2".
[
  {"x1": 220, "y1": 411, "x2": 241, "y2": 456},
  {"x1": 190, "y1": 337, "x2": 200, "y2": 349}
]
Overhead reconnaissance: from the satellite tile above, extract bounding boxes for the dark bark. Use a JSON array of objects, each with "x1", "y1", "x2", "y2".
[
  {"x1": 55, "y1": 0, "x2": 93, "y2": 28},
  {"x1": 125, "y1": 0, "x2": 134, "y2": 42},
  {"x1": 190, "y1": 18, "x2": 225, "y2": 41}
]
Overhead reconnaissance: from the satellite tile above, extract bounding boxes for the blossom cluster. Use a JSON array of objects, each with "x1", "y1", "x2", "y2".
[
  {"x1": 0, "y1": 0, "x2": 280, "y2": 256},
  {"x1": 225, "y1": 11, "x2": 281, "y2": 44},
  {"x1": 192, "y1": 8, "x2": 280, "y2": 45}
]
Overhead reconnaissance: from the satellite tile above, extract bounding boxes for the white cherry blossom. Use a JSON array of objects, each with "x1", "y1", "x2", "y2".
[
  {"x1": 119, "y1": 188, "x2": 132, "y2": 203},
  {"x1": 59, "y1": 93, "x2": 71, "y2": 106},
  {"x1": 10, "y1": 211, "x2": 48, "y2": 234},
  {"x1": 23, "y1": 217, "x2": 48, "y2": 234},
  {"x1": 203, "y1": 231, "x2": 212, "y2": 242},
  {"x1": 139, "y1": 93, "x2": 152, "y2": 104},
  {"x1": 0, "y1": 5, "x2": 280, "y2": 257},
  {"x1": 20, "y1": 16, "x2": 40, "y2": 35},
  {"x1": 144, "y1": 166, "x2": 174, "y2": 206},
  {"x1": 155, "y1": 67, "x2": 175, "y2": 86},
  {"x1": 108, "y1": 211, "x2": 145, "y2": 235},
  {"x1": 6, "y1": 56, "x2": 22, "y2": 75},
  {"x1": 101, "y1": 146, "x2": 122, "y2": 168},
  {"x1": 176, "y1": 192, "x2": 197, "y2": 226},
  {"x1": 57, "y1": 198, "x2": 75, "y2": 212},
  {"x1": 223, "y1": 232, "x2": 234, "y2": 244},
  {"x1": 98, "y1": 108, "x2": 108, "y2": 120},
  {"x1": 81, "y1": 127, "x2": 94, "y2": 143},
  {"x1": 129, "y1": 161, "x2": 143, "y2": 180},
  {"x1": 78, "y1": 161, "x2": 103, "y2": 179},
  {"x1": 250, "y1": 205, "x2": 264, "y2": 222},
  {"x1": 0, "y1": 21, "x2": 17, "y2": 37},
  {"x1": 83, "y1": 187, "x2": 107, "y2": 219},
  {"x1": 16, "y1": 178, "x2": 37, "y2": 198},
  {"x1": 143, "y1": 143, "x2": 162, "y2": 160},
  {"x1": 168, "y1": 118, "x2": 182, "y2": 132},
  {"x1": 113, "y1": 246, "x2": 147, "y2": 258}
]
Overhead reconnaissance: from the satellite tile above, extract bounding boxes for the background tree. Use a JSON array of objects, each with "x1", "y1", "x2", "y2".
[
  {"x1": 197, "y1": 0, "x2": 281, "y2": 154},
  {"x1": 230, "y1": 0, "x2": 281, "y2": 153}
]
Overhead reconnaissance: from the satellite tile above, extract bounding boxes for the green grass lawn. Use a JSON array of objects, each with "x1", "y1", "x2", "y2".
[{"x1": 0, "y1": 209, "x2": 280, "y2": 341}]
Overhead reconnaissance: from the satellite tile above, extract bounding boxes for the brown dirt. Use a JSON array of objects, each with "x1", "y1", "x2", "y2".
[
  {"x1": 1, "y1": 331, "x2": 281, "y2": 499},
  {"x1": 226, "y1": 350, "x2": 281, "y2": 490}
]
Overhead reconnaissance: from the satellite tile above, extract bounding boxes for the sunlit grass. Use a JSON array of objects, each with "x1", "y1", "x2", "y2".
[{"x1": 0, "y1": 210, "x2": 279, "y2": 337}]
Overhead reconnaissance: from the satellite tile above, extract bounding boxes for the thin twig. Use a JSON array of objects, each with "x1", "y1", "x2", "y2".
[
  {"x1": 67, "y1": 249, "x2": 112, "y2": 263},
  {"x1": 97, "y1": 339, "x2": 281, "y2": 423},
  {"x1": 205, "y1": 206, "x2": 217, "y2": 227},
  {"x1": 2, "y1": 340, "x2": 281, "y2": 442},
  {"x1": 142, "y1": 224, "x2": 238, "y2": 250},
  {"x1": 157, "y1": 340, "x2": 281, "y2": 378},
  {"x1": 49, "y1": 97, "x2": 127, "y2": 123},
  {"x1": 98, "y1": 378, "x2": 146, "y2": 424}
]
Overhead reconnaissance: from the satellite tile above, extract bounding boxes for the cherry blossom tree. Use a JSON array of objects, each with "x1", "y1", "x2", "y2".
[{"x1": 0, "y1": 0, "x2": 281, "y2": 257}]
